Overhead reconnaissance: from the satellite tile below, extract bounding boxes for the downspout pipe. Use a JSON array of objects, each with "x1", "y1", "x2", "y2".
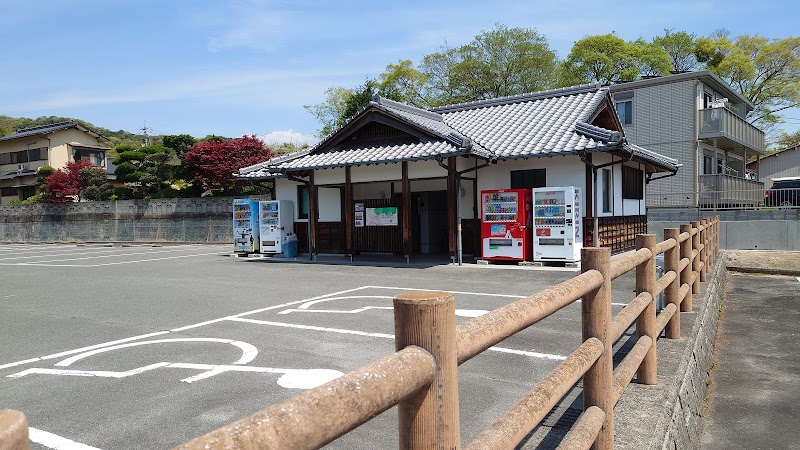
[{"x1": 579, "y1": 149, "x2": 633, "y2": 248}]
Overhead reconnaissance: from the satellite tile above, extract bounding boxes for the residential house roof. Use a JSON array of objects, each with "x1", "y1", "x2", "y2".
[
  {"x1": 0, "y1": 121, "x2": 108, "y2": 142},
  {"x1": 608, "y1": 70, "x2": 755, "y2": 112},
  {"x1": 239, "y1": 84, "x2": 678, "y2": 179}
]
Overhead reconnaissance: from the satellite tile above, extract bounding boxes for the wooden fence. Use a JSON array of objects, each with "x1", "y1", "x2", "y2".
[{"x1": 1, "y1": 216, "x2": 720, "y2": 450}]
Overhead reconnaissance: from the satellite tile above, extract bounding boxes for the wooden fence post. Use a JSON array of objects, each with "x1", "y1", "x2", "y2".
[
  {"x1": 0, "y1": 409, "x2": 29, "y2": 450},
  {"x1": 663, "y1": 228, "x2": 680, "y2": 339},
  {"x1": 700, "y1": 219, "x2": 708, "y2": 282},
  {"x1": 394, "y1": 291, "x2": 460, "y2": 450},
  {"x1": 680, "y1": 224, "x2": 693, "y2": 312},
  {"x1": 581, "y1": 247, "x2": 613, "y2": 450},
  {"x1": 690, "y1": 221, "x2": 701, "y2": 295},
  {"x1": 635, "y1": 234, "x2": 657, "y2": 385}
]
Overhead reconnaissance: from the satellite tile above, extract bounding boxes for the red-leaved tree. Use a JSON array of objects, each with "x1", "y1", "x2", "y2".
[
  {"x1": 43, "y1": 160, "x2": 109, "y2": 203},
  {"x1": 184, "y1": 135, "x2": 274, "y2": 193}
]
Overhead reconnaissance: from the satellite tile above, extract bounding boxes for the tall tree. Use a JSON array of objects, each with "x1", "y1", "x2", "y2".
[
  {"x1": 653, "y1": 29, "x2": 699, "y2": 72},
  {"x1": 696, "y1": 33, "x2": 800, "y2": 128},
  {"x1": 162, "y1": 134, "x2": 197, "y2": 158},
  {"x1": 184, "y1": 135, "x2": 274, "y2": 194},
  {"x1": 421, "y1": 24, "x2": 558, "y2": 104},
  {"x1": 304, "y1": 86, "x2": 355, "y2": 137},
  {"x1": 629, "y1": 39, "x2": 672, "y2": 77},
  {"x1": 564, "y1": 33, "x2": 639, "y2": 84},
  {"x1": 379, "y1": 59, "x2": 428, "y2": 107}
]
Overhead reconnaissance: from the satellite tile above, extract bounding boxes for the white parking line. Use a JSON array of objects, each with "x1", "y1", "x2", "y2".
[
  {"x1": 366, "y1": 285, "x2": 629, "y2": 306},
  {"x1": 0, "y1": 251, "x2": 228, "y2": 267},
  {"x1": 0, "y1": 245, "x2": 186, "y2": 260},
  {"x1": 29, "y1": 427, "x2": 103, "y2": 450},
  {"x1": 229, "y1": 317, "x2": 567, "y2": 361},
  {"x1": 0, "y1": 246, "x2": 216, "y2": 265}
]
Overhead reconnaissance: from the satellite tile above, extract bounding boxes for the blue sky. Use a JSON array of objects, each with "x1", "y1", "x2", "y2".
[{"x1": 2, "y1": 0, "x2": 798, "y2": 145}]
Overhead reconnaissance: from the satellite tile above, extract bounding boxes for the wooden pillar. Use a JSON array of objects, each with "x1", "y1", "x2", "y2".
[
  {"x1": 664, "y1": 228, "x2": 681, "y2": 339},
  {"x1": 344, "y1": 167, "x2": 354, "y2": 256},
  {"x1": 700, "y1": 219, "x2": 708, "y2": 281},
  {"x1": 635, "y1": 234, "x2": 657, "y2": 385},
  {"x1": 691, "y1": 220, "x2": 701, "y2": 296},
  {"x1": 308, "y1": 171, "x2": 318, "y2": 255},
  {"x1": 0, "y1": 409, "x2": 29, "y2": 450},
  {"x1": 680, "y1": 223, "x2": 693, "y2": 312},
  {"x1": 402, "y1": 162, "x2": 411, "y2": 258},
  {"x1": 581, "y1": 247, "x2": 613, "y2": 450},
  {"x1": 394, "y1": 291, "x2": 460, "y2": 450},
  {"x1": 447, "y1": 157, "x2": 457, "y2": 259}
]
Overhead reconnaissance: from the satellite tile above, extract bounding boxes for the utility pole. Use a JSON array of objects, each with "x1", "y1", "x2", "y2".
[{"x1": 141, "y1": 121, "x2": 153, "y2": 147}]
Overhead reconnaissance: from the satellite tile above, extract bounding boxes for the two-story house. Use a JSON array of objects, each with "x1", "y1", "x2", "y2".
[
  {"x1": 0, "y1": 121, "x2": 109, "y2": 204},
  {"x1": 609, "y1": 71, "x2": 765, "y2": 207}
]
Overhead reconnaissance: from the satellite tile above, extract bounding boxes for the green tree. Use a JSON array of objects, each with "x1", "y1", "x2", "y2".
[
  {"x1": 696, "y1": 33, "x2": 800, "y2": 129},
  {"x1": 421, "y1": 24, "x2": 558, "y2": 105},
  {"x1": 304, "y1": 86, "x2": 355, "y2": 137},
  {"x1": 113, "y1": 145, "x2": 173, "y2": 196},
  {"x1": 773, "y1": 130, "x2": 800, "y2": 150},
  {"x1": 564, "y1": 33, "x2": 639, "y2": 84},
  {"x1": 629, "y1": 39, "x2": 672, "y2": 77},
  {"x1": 653, "y1": 29, "x2": 699, "y2": 72},
  {"x1": 162, "y1": 134, "x2": 197, "y2": 158},
  {"x1": 378, "y1": 59, "x2": 428, "y2": 107}
]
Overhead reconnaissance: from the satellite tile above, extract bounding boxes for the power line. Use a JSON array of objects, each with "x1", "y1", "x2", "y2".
[{"x1": 140, "y1": 120, "x2": 153, "y2": 146}]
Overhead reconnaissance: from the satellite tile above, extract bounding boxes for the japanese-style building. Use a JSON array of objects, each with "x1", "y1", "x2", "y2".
[{"x1": 238, "y1": 84, "x2": 679, "y2": 261}]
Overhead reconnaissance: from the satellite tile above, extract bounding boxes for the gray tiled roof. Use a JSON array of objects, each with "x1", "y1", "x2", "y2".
[
  {"x1": 435, "y1": 85, "x2": 613, "y2": 159},
  {"x1": 242, "y1": 141, "x2": 462, "y2": 177},
  {"x1": 627, "y1": 144, "x2": 679, "y2": 172},
  {"x1": 238, "y1": 84, "x2": 678, "y2": 178},
  {"x1": 0, "y1": 120, "x2": 108, "y2": 142},
  {"x1": 0, "y1": 170, "x2": 35, "y2": 180}
]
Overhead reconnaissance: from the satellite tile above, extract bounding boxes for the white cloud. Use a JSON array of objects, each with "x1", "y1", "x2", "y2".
[{"x1": 259, "y1": 130, "x2": 319, "y2": 146}]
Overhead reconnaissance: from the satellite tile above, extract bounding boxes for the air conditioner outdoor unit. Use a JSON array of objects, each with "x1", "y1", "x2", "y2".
[
  {"x1": 17, "y1": 164, "x2": 28, "y2": 171},
  {"x1": 710, "y1": 98, "x2": 730, "y2": 108}
]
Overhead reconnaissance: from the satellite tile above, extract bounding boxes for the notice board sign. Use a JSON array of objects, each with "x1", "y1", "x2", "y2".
[{"x1": 366, "y1": 207, "x2": 398, "y2": 226}]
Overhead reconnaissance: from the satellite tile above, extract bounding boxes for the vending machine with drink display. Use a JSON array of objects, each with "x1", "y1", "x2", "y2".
[
  {"x1": 258, "y1": 200, "x2": 294, "y2": 254},
  {"x1": 232, "y1": 198, "x2": 259, "y2": 253},
  {"x1": 532, "y1": 186, "x2": 582, "y2": 262},
  {"x1": 480, "y1": 189, "x2": 532, "y2": 261}
]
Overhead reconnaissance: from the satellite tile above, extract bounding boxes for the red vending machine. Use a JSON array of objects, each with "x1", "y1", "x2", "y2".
[{"x1": 481, "y1": 189, "x2": 532, "y2": 261}]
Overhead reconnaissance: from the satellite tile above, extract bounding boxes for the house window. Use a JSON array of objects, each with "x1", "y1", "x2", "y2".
[
  {"x1": 622, "y1": 165, "x2": 644, "y2": 200},
  {"x1": 616, "y1": 101, "x2": 632, "y2": 125},
  {"x1": 703, "y1": 92, "x2": 714, "y2": 109},
  {"x1": 297, "y1": 185, "x2": 309, "y2": 219},
  {"x1": 703, "y1": 155, "x2": 714, "y2": 174},
  {"x1": 601, "y1": 168, "x2": 612, "y2": 213},
  {"x1": 510, "y1": 169, "x2": 546, "y2": 189},
  {"x1": 1, "y1": 187, "x2": 18, "y2": 197}
]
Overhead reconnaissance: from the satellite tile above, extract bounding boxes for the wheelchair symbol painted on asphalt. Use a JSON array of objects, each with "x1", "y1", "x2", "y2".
[{"x1": 6, "y1": 337, "x2": 343, "y2": 390}]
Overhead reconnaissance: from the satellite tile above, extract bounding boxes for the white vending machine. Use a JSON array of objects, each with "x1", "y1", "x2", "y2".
[
  {"x1": 532, "y1": 186, "x2": 582, "y2": 262},
  {"x1": 258, "y1": 200, "x2": 294, "y2": 254}
]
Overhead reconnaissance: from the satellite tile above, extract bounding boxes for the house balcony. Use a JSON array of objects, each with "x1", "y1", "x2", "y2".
[
  {"x1": 699, "y1": 173, "x2": 765, "y2": 207},
  {"x1": 698, "y1": 107, "x2": 765, "y2": 153}
]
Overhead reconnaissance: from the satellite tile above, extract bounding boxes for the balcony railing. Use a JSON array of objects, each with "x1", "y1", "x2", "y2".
[{"x1": 698, "y1": 107, "x2": 765, "y2": 152}]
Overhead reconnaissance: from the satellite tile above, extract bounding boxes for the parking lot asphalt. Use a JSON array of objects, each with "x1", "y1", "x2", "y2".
[
  {"x1": 700, "y1": 272, "x2": 800, "y2": 450},
  {"x1": 0, "y1": 243, "x2": 638, "y2": 449}
]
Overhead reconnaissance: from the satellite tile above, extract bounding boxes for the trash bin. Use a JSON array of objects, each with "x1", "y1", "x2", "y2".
[
  {"x1": 655, "y1": 254, "x2": 665, "y2": 313},
  {"x1": 282, "y1": 234, "x2": 298, "y2": 258}
]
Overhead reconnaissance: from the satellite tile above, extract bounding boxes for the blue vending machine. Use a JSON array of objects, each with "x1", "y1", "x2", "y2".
[{"x1": 232, "y1": 198, "x2": 260, "y2": 253}]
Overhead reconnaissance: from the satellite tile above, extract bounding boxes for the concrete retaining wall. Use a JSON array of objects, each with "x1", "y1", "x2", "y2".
[
  {"x1": 0, "y1": 198, "x2": 236, "y2": 243},
  {"x1": 652, "y1": 253, "x2": 726, "y2": 449},
  {"x1": 648, "y1": 219, "x2": 799, "y2": 250}
]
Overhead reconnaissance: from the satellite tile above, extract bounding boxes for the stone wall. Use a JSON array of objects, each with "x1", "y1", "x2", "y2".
[
  {"x1": 652, "y1": 252, "x2": 726, "y2": 449},
  {"x1": 0, "y1": 197, "x2": 236, "y2": 243}
]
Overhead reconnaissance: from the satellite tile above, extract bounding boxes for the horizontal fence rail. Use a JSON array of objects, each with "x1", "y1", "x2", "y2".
[
  {"x1": 4, "y1": 217, "x2": 721, "y2": 450},
  {"x1": 648, "y1": 188, "x2": 799, "y2": 210}
]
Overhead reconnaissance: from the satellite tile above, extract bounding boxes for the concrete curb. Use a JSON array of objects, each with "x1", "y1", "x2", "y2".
[
  {"x1": 649, "y1": 252, "x2": 727, "y2": 449},
  {"x1": 725, "y1": 265, "x2": 800, "y2": 277}
]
